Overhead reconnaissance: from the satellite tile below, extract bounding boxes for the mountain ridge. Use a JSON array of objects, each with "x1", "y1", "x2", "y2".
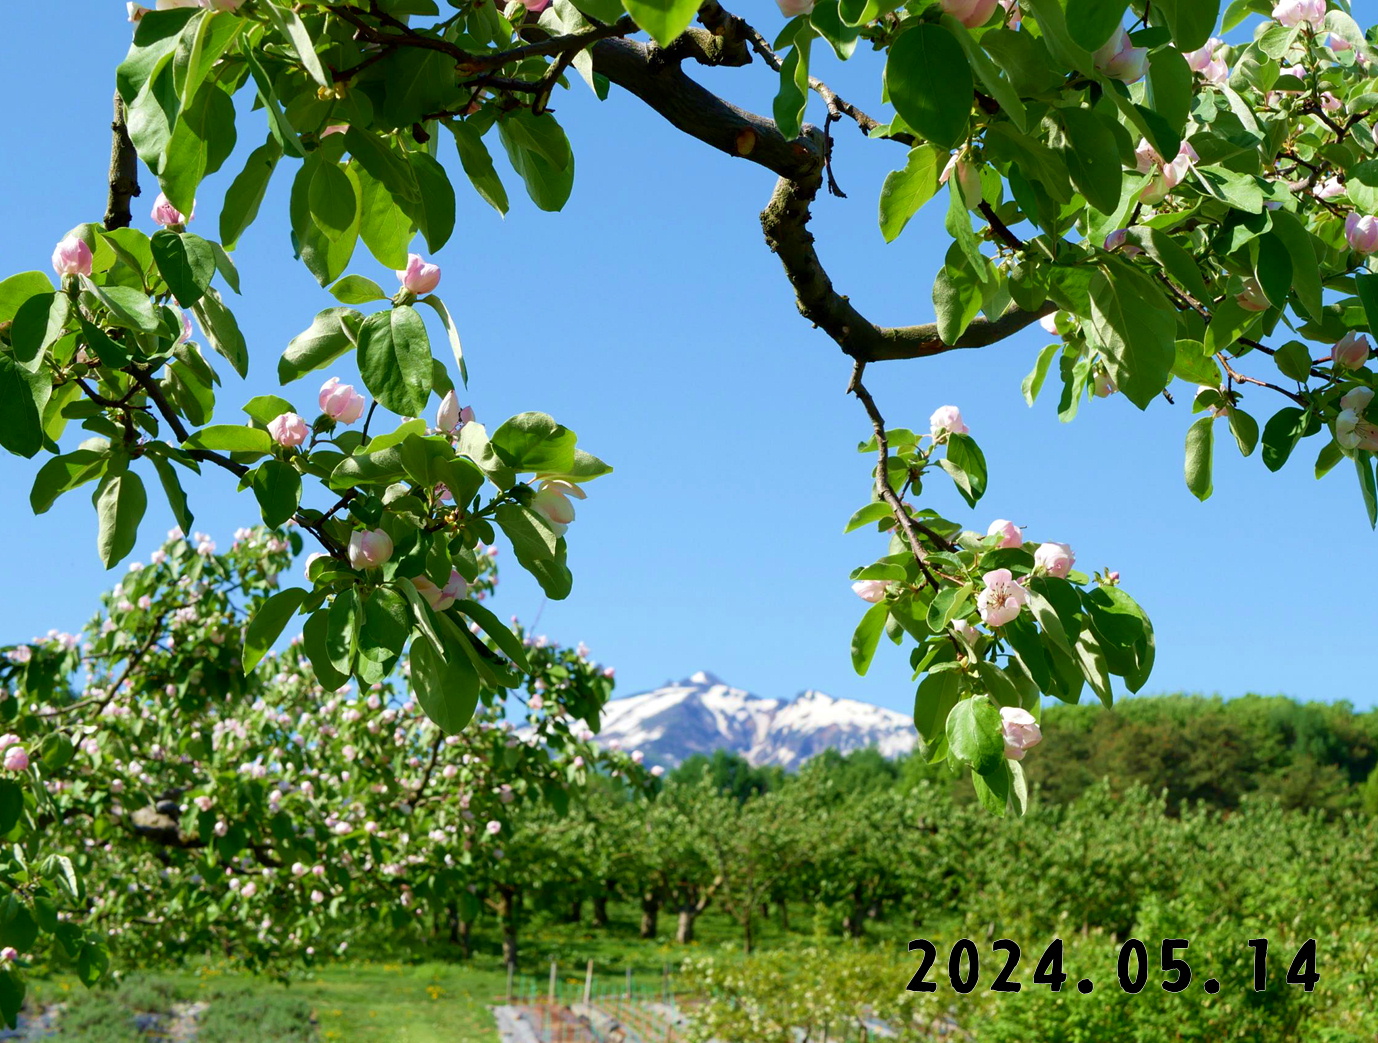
[{"x1": 591, "y1": 670, "x2": 915, "y2": 769}]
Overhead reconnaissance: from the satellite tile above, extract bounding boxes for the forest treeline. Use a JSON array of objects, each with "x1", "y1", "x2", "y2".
[{"x1": 667, "y1": 693, "x2": 1378, "y2": 814}]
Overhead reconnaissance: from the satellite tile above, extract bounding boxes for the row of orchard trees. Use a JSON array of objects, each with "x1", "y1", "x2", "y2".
[{"x1": 0, "y1": 530, "x2": 650, "y2": 1012}]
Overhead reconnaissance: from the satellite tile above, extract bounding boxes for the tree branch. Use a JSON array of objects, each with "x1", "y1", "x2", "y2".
[{"x1": 104, "y1": 92, "x2": 140, "y2": 232}]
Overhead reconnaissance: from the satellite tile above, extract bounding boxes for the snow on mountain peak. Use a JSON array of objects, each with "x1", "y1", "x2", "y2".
[{"x1": 591, "y1": 672, "x2": 914, "y2": 769}]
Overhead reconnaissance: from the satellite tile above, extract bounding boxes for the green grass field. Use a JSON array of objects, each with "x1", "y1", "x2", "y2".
[{"x1": 27, "y1": 902, "x2": 862, "y2": 1041}]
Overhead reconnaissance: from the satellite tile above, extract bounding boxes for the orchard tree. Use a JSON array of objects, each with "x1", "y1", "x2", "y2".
[
  {"x1": 0, "y1": 532, "x2": 650, "y2": 1012},
  {"x1": 1, "y1": 0, "x2": 1377, "y2": 1017}
]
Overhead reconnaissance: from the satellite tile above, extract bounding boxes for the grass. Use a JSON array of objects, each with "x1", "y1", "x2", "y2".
[{"x1": 25, "y1": 902, "x2": 918, "y2": 1042}]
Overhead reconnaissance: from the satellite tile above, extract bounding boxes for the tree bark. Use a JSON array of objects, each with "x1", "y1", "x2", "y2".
[
  {"x1": 592, "y1": 894, "x2": 609, "y2": 928},
  {"x1": 497, "y1": 885, "x2": 519, "y2": 970},
  {"x1": 566, "y1": 898, "x2": 582, "y2": 924},
  {"x1": 743, "y1": 912, "x2": 754, "y2": 954},
  {"x1": 778, "y1": 900, "x2": 790, "y2": 932},
  {"x1": 676, "y1": 908, "x2": 696, "y2": 944},
  {"x1": 639, "y1": 893, "x2": 660, "y2": 940}
]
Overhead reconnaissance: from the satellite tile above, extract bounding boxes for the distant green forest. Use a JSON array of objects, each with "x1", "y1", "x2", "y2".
[{"x1": 669, "y1": 693, "x2": 1378, "y2": 813}]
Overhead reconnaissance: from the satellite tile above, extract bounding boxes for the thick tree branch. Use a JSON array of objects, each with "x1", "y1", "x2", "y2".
[
  {"x1": 104, "y1": 93, "x2": 140, "y2": 232},
  {"x1": 588, "y1": 37, "x2": 1050, "y2": 363},
  {"x1": 760, "y1": 174, "x2": 1054, "y2": 362}
]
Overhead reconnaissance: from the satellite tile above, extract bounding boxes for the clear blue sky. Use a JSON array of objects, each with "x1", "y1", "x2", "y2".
[{"x1": 0, "y1": 2, "x2": 1372, "y2": 716}]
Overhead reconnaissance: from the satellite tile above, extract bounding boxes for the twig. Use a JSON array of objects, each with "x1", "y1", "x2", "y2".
[
  {"x1": 847, "y1": 361, "x2": 941, "y2": 589},
  {"x1": 104, "y1": 93, "x2": 140, "y2": 232}
]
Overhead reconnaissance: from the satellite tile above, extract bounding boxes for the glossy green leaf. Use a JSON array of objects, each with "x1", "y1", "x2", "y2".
[{"x1": 356, "y1": 305, "x2": 432, "y2": 418}]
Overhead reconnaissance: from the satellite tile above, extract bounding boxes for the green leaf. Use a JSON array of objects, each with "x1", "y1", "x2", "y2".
[
  {"x1": 1146, "y1": 46, "x2": 1192, "y2": 141},
  {"x1": 942, "y1": 433, "x2": 988, "y2": 507},
  {"x1": 1023, "y1": 343, "x2": 1061, "y2": 406},
  {"x1": 885, "y1": 24, "x2": 972, "y2": 150},
  {"x1": 344, "y1": 128, "x2": 418, "y2": 204},
  {"x1": 773, "y1": 29, "x2": 812, "y2": 141},
  {"x1": 0, "y1": 782, "x2": 23, "y2": 835},
  {"x1": 497, "y1": 112, "x2": 575, "y2": 212},
  {"x1": 31, "y1": 449, "x2": 108, "y2": 514},
  {"x1": 494, "y1": 503, "x2": 573, "y2": 600},
  {"x1": 242, "y1": 47, "x2": 303, "y2": 160},
  {"x1": 93, "y1": 471, "x2": 147, "y2": 569},
  {"x1": 1153, "y1": 0, "x2": 1221, "y2": 52},
  {"x1": 851, "y1": 601, "x2": 889, "y2": 676},
  {"x1": 1357, "y1": 274, "x2": 1378, "y2": 338},
  {"x1": 1228, "y1": 408, "x2": 1259, "y2": 457},
  {"x1": 357, "y1": 305, "x2": 432, "y2": 418},
  {"x1": 409, "y1": 624, "x2": 480, "y2": 734},
  {"x1": 406, "y1": 151, "x2": 456, "y2": 254},
  {"x1": 1184, "y1": 415, "x2": 1214, "y2": 501},
  {"x1": 279, "y1": 307, "x2": 364, "y2": 384},
  {"x1": 302, "y1": 609, "x2": 349, "y2": 690},
  {"x1": 291, "y1": 158, "x2": 360, "y2": 286},
  {"x1": 419, "y1": 294, "x2": 466, "y2": 386},
  {"x1": 251, "y1": 459, "x2": 302, "y2": 527},
  {"x1": 330, "y1": 275, "x2": 389, "y2": 305},
  {"x1": 1143, "y1": 228, "x2": 1212, "y2": 307},
  {"x1": 327, "y1": 587, "x2": 361, "y2": 677},
  {"x1": 879, "y1": 145, "x2": 942, "y2": 243},
  {"x1": 263, "y1": 1, "x2": 331, "y2": 86},
  {"x1": 361, "y1": 586, "x2": 410, "y2": 664},
  {"x1": 453, "y1": 598, "x2": 531, "y2": 674},
  {"x1": 159, "y1": 80, "x2": 237, "y2": 217},
  {"x1": 1053, "y1": 106, "x2": 1122, "y2": 214},
  {"x1": 192, "y1": 288, "x2": 248, "y2": 378},
  {"x1": 220, "y1": 137, "x2": 281, "y2": 249},
  {"x1": 354, "y1": 165, "x2": 414, "y2": 271},
  {"x1": 933, "y1": 258, "x2": 985, "y2": 344},
  {"x1": 944, "y1": 16, "x2": 1026, "y2": 131},
  {"x1": 1088, "y1": 267, "x2": 1176, "y2": 409},
  {"x1": 447, "y1": 121, "x2": 509, "y2": 216},
  {"x1": 308, "y1": 161, "x2": 358, "y2": 241},
  {"x1": 243, "y1": 587, "x2": 308, "y2": 674},
  {"x1": 490, "y1": 412, "x2": 578, "y2": 474},
  {"x1": 844, "y1": 502, "x2": 894, "y2": 532},
  {"x1": 619, "y1": 0, "x2": 699, "y2": 46},
  {"x1": 946, "y1": 695, "x2": 1005, "y2": 775},
  {"x1": 82, "y1": 280, "x2": 161, "y2": 333},
  {"x1": 1064, "y1": 0, "x2": 1127, "y2": 52},
  {"x1": 182, "y1": 424, "x2": 272, "y2": 453},
  {"x1": 150, "y1": 229, "x2": 215, "y2": 307},
  {"x1": 242, "y1": 394, "x2": 296, "y2": 426},
  {"x1": 148, "y1": 454, "x2": 194, "y2": 533},
  {"x1": 1357, "y1": 453, "x2": 1378, "y2": 529},
  {"x1": 1261, "y1": 406, "x2": 1307, "y2": 472},
  {"x1": 9, "y1": 292, "x2": 70, "y2": 371},
  {"x1": 0, "y1": 272, "x2": 55, "y2": 324},
  {"x1": 913, "y1": 669, "x2": 961, "y2": 753},
  {"x1": 1267, "y1": 210, "x2": 1322, "y2": 320}
]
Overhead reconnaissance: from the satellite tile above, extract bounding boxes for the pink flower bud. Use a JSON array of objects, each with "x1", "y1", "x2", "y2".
[
  {"x1": 650, "y1": 764, "x2": 665, "y2": 777},
  {"x1": 1093, "y1": 370, "x2": 1117, "y2": 398},
  {"x1": 347, "y1": 529, "x2": 393, "y2": 570},
  {"x1": 1333, "y1": 332, "x2": 1372, "y2": 370},
  {"x1": 940, "y1": 0, "x2": 999, "y2": 27},
  {"x1": 1093, "y1": 28, "x2": 1148, "y2": 84},
  {"x1": 775, "y1": 0, "x2": 815, "y2": 14},
  {"x1": 1272, "y1": 0, "x2": 1325, "y2": 28},
  {"x1": 1103, "y1": 229, "x2": 1143, "y2": 257},
  {"x1": 52, "y1": 236, "x2": 93, "y2": 277},
  {"x1": 977, "y1": 569, "x2": 1026, "y2": 627},
  {"x1": 413, "y1": 570, "x2": 467, "y2": 612},
  {"x1": 1341, "y1": 386, "x2": 1373, "y2": 413},
  {"x1": 986, "y1": 519, "x2": 1023, "y2": 548},
  {"x1": 1034, "y1": 541, "x2": 1075, "y2": 577},
  {"x1": 486, "y1": 820, "x2": 502, "y2": 835},
  {"x1": 929, "y1": 405, "x2": 969, "y2": 440},
  {"x1": 1040, "y1": 313, "x2": 1062, "y2": 335},
  {"x1": 1326, "y1": 33, "x2": 1352, "y2": 53},
  {"x1": 267, "y1": 412, "x2": 309, "y2": 448},
  {"x1": 1182, "y1": 37, "x2": 1225, "y2": 73},
  {"x1": 0, "y1": 948, "x2": 16, "y2": 963},
  {"x1": 318, "y1": 378, "x2": 365, "y2": 424},
  {"x1": 1345, "y1": 214, "x2": 1378, "y2": 255},
  {"x1": 150, "y1": 192, "x2": 191, "y2": 227},
  {"x1": 396, "y1": 253, "x2": 441, "y2": 295},
  {"x1": 531, "y1": 479, "x2": 586, "y2": 530},
  {"x1": 517, "y1": 0, "x2": 552, "y2": 9},
  {"x1": 1000, "y1": 706, "x2": 1042, "y2": 760},
  {"x1": 3, "y1": 747, "x2": 28, "y2": 772},
  {"x1": 436, "y1": 391, "x2": 473, "y2": 434},
  {"x1": 573, "y1": 756, "x2": 585, "y2": 769},
  {"x1": 852, "y1": 579, "x2": 888, "y2": 603},
  {"x1": 1314, "y1": 177, "x2": 1345, "y2": 200}
]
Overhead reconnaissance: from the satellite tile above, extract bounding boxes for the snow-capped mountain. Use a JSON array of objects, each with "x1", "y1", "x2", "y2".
[{"x1": 592, "y1": 670, "x2": 915, "y2": 769}]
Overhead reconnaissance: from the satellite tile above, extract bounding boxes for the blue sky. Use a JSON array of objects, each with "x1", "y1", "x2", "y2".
[{"x1": 0, "y1": 2, "x2": 1372, "y2": 716}]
